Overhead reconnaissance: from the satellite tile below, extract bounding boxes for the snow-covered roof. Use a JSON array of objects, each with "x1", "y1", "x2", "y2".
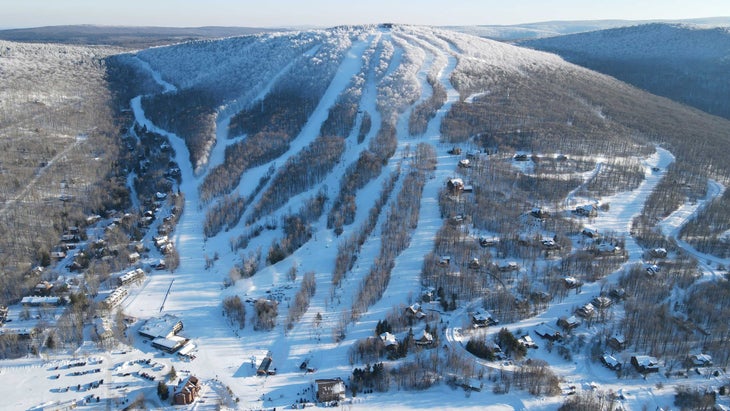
[
  {"x1": 138, "y1": 314, "x2": 182, "y2": 339},
  {"x1": 379, "y1": 332, "x2": 398, "y2": 347},
  {"x1": 118, "y1": 268, "x2": 145, "y2": 284},
  {"x1": 472, "y1": 311, "x2": 494, "y2": 322},
  {"x1": 633, "y1": 355, "x2": 658, "y2": 367},
  {"x1": 602, "y1": 354, "x2": 620, "y2": 367},
  {"x1": 21, "y1": 296, "x2": 60, "y2": 305},
  {"x1": 690, "y1": 353, "x2": 713, "y2": 365},
  {"x1": 152, "y1": 335, "x2": 187, "y2": 350},
  {"x1": 416, "y1": 330, "x2": 433, "y2": 343},
  {"x1": 178, "y1": 343, "x2": 196, "y2": 356}
]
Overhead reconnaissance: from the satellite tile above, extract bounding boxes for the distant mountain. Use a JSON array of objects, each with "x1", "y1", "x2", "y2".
[
  {"x1": 520, "y1": 23, "x2": 730, "y2": 120},
  {"x1": 445, "y1": 16, "x2": 730, "y2": 41},
  {"x1": 0, "y1": 25, "x2": 282, "y2": 48}
]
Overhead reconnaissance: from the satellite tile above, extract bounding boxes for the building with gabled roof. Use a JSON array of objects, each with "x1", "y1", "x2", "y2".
[
  {"x1": 534, "y1": 324, "x2": 562, "y2": 341},
  {"x1": 379, "y1": 332, "x2": 398, "y2": 349},
  {"x1": 414, "y1": 329, "x2": 434, "y2": 346},
  {"x1": 601, "y1": 353, "x2": 622, "y2": 370},
  {"x1": 472, "y1": 311, "x2": 498, "y2": 328},
  {"x1": 631, "y1": 355, "x2": 659, "y2": 373},
  {"x1": 173, "y1": 375, "x2": 201, "y2": 405}
]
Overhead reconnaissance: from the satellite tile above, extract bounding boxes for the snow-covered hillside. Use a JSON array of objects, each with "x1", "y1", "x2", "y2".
[
  {"x1": 446, "y1": 16, "x2": 730, "y2": 41},
  {"x1": 3, "y1": 24, "x2": 730, "y2": 411},
  {"x1": 520, "y1": 23, "x2": 730, "y2": 119}
]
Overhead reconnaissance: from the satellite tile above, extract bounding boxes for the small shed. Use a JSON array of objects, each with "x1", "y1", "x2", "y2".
[{"x1": 257, "y1": 355, "x2": 274, "y2": 376}]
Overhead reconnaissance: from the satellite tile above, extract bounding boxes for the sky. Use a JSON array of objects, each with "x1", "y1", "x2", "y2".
[{"x1": 1, "y1": 0, "x2": 730, "y2": 29}]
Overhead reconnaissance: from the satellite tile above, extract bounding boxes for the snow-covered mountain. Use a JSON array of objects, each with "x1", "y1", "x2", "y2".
[
  {"x1": 2, "y1": 24, "x2": 730, "y2": 410},
  {"x1": 446, "y1": 16, "x2": 730, "y2": 41},
  {"x1": 520, "y1": 23, "x2": 730, "y2": 119}
]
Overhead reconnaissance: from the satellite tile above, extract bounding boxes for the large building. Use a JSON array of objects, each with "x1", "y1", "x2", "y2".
[{"x1": 138, "y1": 314, "x2": 188, "y2": 353}]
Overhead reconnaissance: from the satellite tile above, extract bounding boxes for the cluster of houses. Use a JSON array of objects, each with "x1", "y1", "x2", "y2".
[
  {"x1": 597, "y1": 332, "x2": 714, "y2": 374},
  {"x1": 154, "y1": 235, "x2": 174, "y2": 256},
  {"x1": 101, "y1": 268, "x2": 148, "y2": 309},
  {"x1": 378, "y1": 328, "x2": 434, "y2": 350}
]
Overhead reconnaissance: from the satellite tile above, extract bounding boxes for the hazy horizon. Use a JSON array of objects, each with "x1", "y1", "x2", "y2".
[{"x1": 2, "y1": 0, "x2": 730, "y2": 30}]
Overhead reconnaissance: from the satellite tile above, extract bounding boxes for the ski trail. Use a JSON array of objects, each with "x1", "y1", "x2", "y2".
[
  {"x1": 564, "y1": 161, "x2": 603, "y2": 209},
  {"x1": 0, "y1": 134, "x2": 80, "y2": 218},
  {"x1": 225, "y1": 37, "x2": 372, "y2": 230},
  {"x1": 592, "y1": 147, "x2": 675, "y2": 261},
  {"x1": 201, "y1": 44, "x2": 325, "y2": 180},
  {"x1": 658, "y1": 179, "x2": 728, "y2": 277},
  {"x1": 345, "y1": 41, "x2": 461, "y2": 341},
  {"x1": 131, "y1": 55, "x2": 177, "y2": 93}
]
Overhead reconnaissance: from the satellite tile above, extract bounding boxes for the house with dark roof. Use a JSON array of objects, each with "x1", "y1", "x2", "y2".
[
  {"x1": 607, "y1": 334, "x2": 627, "y2": 351},
  {"x1": 534, "y1": 324, "x2": 562, "y2": 341}
]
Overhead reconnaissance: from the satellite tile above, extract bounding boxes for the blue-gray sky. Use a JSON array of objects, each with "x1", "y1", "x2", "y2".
[{"x1": 2, "y1": 0, "x2": 730, "y2": 29}]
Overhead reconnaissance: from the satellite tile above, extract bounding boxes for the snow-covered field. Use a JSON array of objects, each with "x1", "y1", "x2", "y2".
[{"x1": 2, "y1": 25, "x2": 728, "y2": 411}]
